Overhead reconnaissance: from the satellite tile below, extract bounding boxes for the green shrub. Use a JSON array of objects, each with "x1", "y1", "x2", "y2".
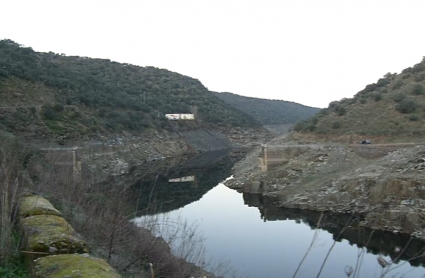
[
  {"x1": 393, "y1": 80, "x2": 404, "y2": 90},
  {"x1": 331, "y1": 122, "x2": 340, "y2": 129},
  {"x1": 43, "y1": 107, "x2": 56, "y2": 120},
  {"x1": 409, "y1": 114, "x2": 419, "y2": 121},
  {"x1": 360, "y1": 98, "x2": 367, "y2": 104},
  {"x1": 412, "y1": 83, "x2": 424, "y2": 95},
  {"x1": 414, "y1": 74, "x2": 425, "y2": 82},
  {"x1": 335, "y1": 106, "x2": 346, "y2": 116},
  {"x1": 54, "y1": 104, "x2": 64, "y2": 112},
  {"x1": 396, "y1": 99, "x2": 416, "y2": 114},
  {"x1": 392, "y1": 92, "x2": 406, "y2": 103},
  {"x1": 328, "y1": 101, "x2": 340, "y2": 109},
  {"x1": 372, "y1": 92, "x2": 382, "y2": 101}
]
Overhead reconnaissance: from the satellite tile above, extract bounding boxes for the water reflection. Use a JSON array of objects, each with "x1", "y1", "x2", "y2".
[
  {"x1": 131, "y1": 152, "x2": 425, "y2": 278},
  {"x1": 132, "y1": 149, "x2": 236, "y2": 215},
  {"x1": 243, "y1": 193, "x2": 425, "y2": 268}
]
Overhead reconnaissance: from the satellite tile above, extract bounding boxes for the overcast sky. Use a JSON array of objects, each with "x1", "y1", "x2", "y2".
[{"x1": 2, "y1": 1, "x2": 425, "y2": 108}]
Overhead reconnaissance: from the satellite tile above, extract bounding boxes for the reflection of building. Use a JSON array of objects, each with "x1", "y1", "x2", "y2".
[
  {"x1": 133, "y1": 150, "x2": 234, "y2": 215},
  {"x1": 169, "y1": 175, "x2": 198, "y2": 188},
  {"x1": 168, "y1": 176, "x2": 195, "y2": 183}
]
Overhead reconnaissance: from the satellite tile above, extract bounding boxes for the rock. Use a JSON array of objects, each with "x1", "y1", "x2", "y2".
[
  {"x1": 33, "y1": 254, "x2": 121, "y2": 278},
  {"x1": 401, "y1": 199, "x2": 414, "y2": 206},
  {"x1": 18, "y1": 195, "x2": 62, "y2": 218},
  {"x1": 20, "y1": 215, "x2": 88, "y2": 257}
]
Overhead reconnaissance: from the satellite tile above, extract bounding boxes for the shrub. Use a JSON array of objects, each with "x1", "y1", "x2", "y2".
[
  {"x1": 331, "y1": 122, "x2": 340, "y2": 129},
  {"x1": 414, "y1": 74, "x2": 425, "y2": 82},
  {"x1": 412, "y1": 83, "x2": 424, "y2": 95},
  {"x1": 396, "y1": 99, "x2": 416, "y2": 114},
  {"x1": 360, "y1": 98, "x2": 367, "y2": 104},
  {"x1": 54, "y1": 103, "x2": 64, "y2": 112},
  {"x1": 43, "y1": 107, "x2": 56, "y2": 120},
  {"x1": 409, "y1": 114, "x2": 419, "y2": 121},
  {"x1": 372, "y1": 92, "x2": 382, "y2": 101},
  {"x1": 335, "y1": 106, "x2": 346, "y2": 116},
  {"x1": 392, "y1": 92, "x2": 406, "y2": 103},
  {"x1": 328, "y1": 101, "x2": 340, "y2": 109},
  {"x1": 393, "y1": 80, "x2": 404, "y2": 90},
  {"x1": 294, "y1": 121, "x2": 307, "y2": 132},
  {"x1": 317, "y1": 109, "x2": 329, "y2": 117}
]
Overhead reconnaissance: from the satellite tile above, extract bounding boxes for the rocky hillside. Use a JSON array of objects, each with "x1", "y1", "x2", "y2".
[
  {"x1": 213, "y1": 92, "x2": 320, "y2": 125},
  {"x1": 0, "y1": 39, "x2": 261, "y2": 142},
  {"x1": 295, "y1": 57, "x2": 425, "y2": 139},
  {"x1": 226, "y1": 133, "x2": 425, "y2": 239}
]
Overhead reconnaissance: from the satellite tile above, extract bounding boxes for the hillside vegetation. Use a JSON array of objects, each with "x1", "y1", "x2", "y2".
[
  {"x1": 0, "y1": 39, "x2": 260, "y2": 140},
  {"x1": 213, "y1": 92, "x2": 320, "y2": 125},
  {"x1": 295, "y1": 57, "x2": 425, "y2": 139}
]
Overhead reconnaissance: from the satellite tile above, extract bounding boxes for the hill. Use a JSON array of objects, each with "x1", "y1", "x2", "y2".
[
  {"x1": 0, "y1": 39, "x2": 260, "y2": 141},
  {"x1": 212, "y1": 92, "x2": 320, "y2": 125},
  {"x1": 294, "y1": 57, "x2": 425, "y2": 140}
]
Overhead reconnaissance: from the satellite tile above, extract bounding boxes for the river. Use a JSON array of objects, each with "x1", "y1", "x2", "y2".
[{"x1": 132, "y1": 151, "x2": 425, "y2": 278}]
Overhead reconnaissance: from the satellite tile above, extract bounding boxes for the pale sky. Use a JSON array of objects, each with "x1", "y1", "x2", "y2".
[{"x1": 2, "y1": 1, "x2": 425, "y2": 108}]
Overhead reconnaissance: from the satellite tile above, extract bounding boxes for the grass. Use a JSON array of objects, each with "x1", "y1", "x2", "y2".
[{"x1": 0, "y1": 133, "x2": 29, "y2": 277}]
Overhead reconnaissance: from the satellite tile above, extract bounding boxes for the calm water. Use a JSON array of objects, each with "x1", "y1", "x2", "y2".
[{"x1": 132, "y1": 152, "x2": 425, "y2": 278}]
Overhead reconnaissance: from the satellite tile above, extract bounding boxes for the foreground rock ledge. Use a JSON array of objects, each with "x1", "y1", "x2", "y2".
[{"x1": 33, "y1": 253, "x2": 121, "y2": 278}]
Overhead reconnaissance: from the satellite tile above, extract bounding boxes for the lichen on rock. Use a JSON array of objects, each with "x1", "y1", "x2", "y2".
[
  {"x1": 20, "y1": 214, "x2": 88, "y2": 255},
  {"x1": 19, "y1": 195, "x2": 62, "y2": 218},
  {"x1": 33, "y1": 253, "x2": 121, "y2": 278}
]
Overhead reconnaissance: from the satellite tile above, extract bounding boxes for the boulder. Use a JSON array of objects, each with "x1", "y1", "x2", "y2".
[
  {"x1": 18, "y1": 195, "x2": 62, "y2": 218},
  {"x1": 20, "y1": 215, "x2": 88, "y2": 256},
  {"x1": 33, "y1": 253, "x2": 121, "y2": 278}
]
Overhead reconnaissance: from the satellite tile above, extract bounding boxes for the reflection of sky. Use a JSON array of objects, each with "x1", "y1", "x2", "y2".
[{"x1": 134, "y1": 183, "x2": 425, "y2": 278}]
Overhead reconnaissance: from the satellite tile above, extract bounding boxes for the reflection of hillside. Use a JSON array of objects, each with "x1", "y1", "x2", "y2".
[
  {"x1": 133, "y1": 150, "x2": 234, "y2": 215},
  {"x1": 243, "y1": 194, "x2": 425, "y2": 267}
]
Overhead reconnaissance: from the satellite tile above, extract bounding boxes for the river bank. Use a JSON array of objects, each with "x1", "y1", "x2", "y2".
[
  {"x1": 9, "y1": 127, "x2": 269, "y2": 278},
  {"x1": 225, "y1": 133, "x2": 425, "y2": 239}
]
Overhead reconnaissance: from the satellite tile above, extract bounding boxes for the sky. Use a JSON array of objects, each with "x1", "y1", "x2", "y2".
[{"x1": 2, "y1": 1, "x2": 425, "y2": 108}]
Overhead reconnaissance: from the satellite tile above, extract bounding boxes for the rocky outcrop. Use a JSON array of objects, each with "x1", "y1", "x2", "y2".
[{"x1": 226, "y1": 135, "x2": 425, "y2": 239}]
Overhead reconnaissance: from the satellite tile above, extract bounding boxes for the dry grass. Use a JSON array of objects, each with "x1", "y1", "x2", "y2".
[{"x1": 0, "y1": 132, "x2": 28, "y2": 276}]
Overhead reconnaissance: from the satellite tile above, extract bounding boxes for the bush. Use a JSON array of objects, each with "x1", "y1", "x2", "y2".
[
  {"x1": 360, "y1": 98, "x2": 367, "y2": 104},
  {"x1": 392, "y1": 92, "x2": 406, "y2": 103},
  {"x1": 54, "y1": 103, "x2": 64, "y2": 112},
  {"x1": 372, "y1": 92, "x2": 382, "y2": 101},
  {"x1": 335, "y1": 106, "x2": 346, "y2": 116},
  {"x1": 393, "y1": 80, "x2": 404, "y2": 90},
  {"x1": 396, "y1": 99, "x2": 417, "y2": 114},
  {"x1": 331, "y1": 122, "x2": 340, "y2": 129},
  {"x1": 412, "y1": 84, "x2": 424, "y2": 95},
  {"x1": 328, "y1": 101, "x2": 340, "y2": 109},
  {"x1": 43, "y1": 107, "x2": 56, "y2": 120},
  {"x1": 414, "y1": 74, "x2": 425, "y2": 82},
  {"x1": 409, "y1": 114, "x2": 419, "y2": 121}
]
